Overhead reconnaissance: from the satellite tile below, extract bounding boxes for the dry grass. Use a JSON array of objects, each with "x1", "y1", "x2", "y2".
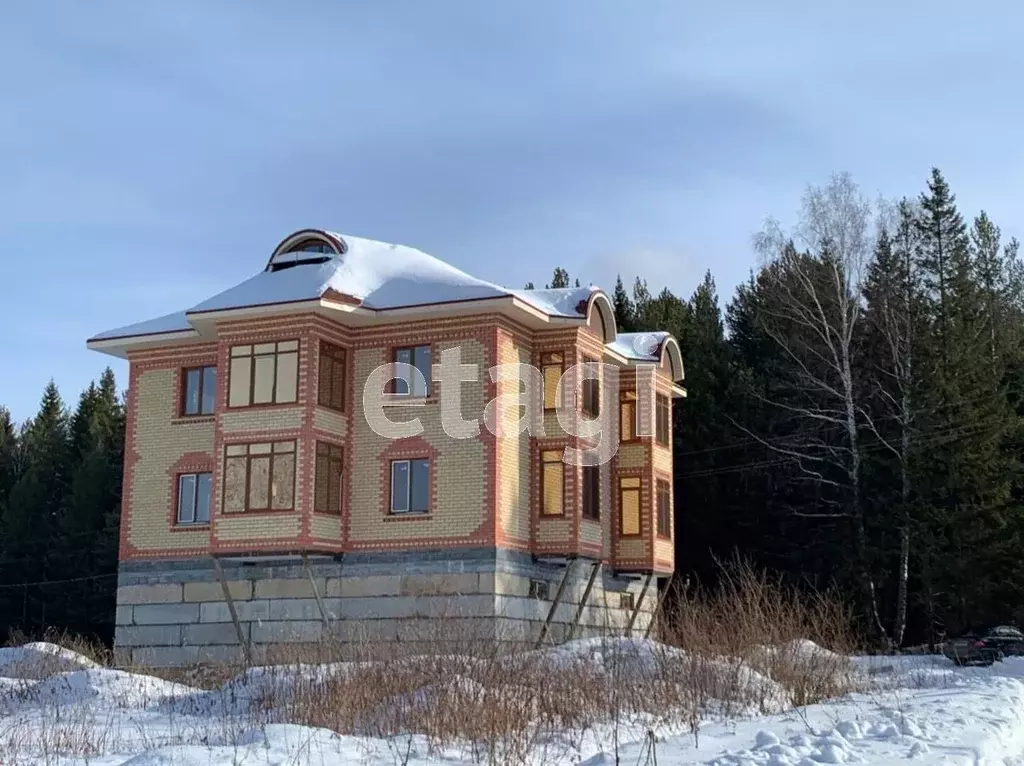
[{"x1": 0, "y1": 563, "x2": 863, "y2": 764}]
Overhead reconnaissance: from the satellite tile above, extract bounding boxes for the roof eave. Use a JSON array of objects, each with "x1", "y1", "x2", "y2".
[{"x1": 86, "y1": 329, "x2": 202, "y2": 359}]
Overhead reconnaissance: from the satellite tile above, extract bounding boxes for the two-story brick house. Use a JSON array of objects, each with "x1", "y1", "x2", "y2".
[{"x1": 88, "y1": 229, "x2": 685, "y2": 666}]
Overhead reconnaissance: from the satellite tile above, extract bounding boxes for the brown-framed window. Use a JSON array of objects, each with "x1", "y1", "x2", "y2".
[
  {"x1": 656, "y1": 479, "x2": 671, "y2": 538},
  {"x1": 582, "y1": 464, "x2": 600, "y2": 520},
  {"x1": 656, "y1": 394, "x2": 671, "y2": 446},
  {"x1": 393, "y1": 345, "x2": 432, "y2": 397},
  {"x1": 314, "y1": 442, "x2": 343, "y2": 514},
  {"x1": 228, "y1": 340, "x2": 299, "y2": 408},
  {"x1": 541, "y1": 352, "x2": 564, "y2": 410},
  {"x1": 390, "y1": 458, "x2": 431, "y2": 513},
  {"x1": 620, "y1": 391, "x2": 637, "y2": 442},
  {"x1": 318, "y1": 342, "x2": 346, "y2": 412},
  {"x1": 182, "y1": 366, "x2": 217, "y2": 416},
  {"x1": 177, "y1": 472, "x2": 212, "y2": 525},
  {"x1": 619, "y1": 476, "x2": 641, "y2": 536},
  {"x1": 222, "y1": 441, "x2": 296, "y2": 513},
  {"x1": 540, "y1": 449, "x2": 564, "y2": 516},
  {"x1": 581, "y1": 359, "x2": 600, "y2": 418}
]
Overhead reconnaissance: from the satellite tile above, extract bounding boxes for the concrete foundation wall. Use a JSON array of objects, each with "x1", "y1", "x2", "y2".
[{"x1": 115, "y1": 548, "x2": 660, "y2": 666}]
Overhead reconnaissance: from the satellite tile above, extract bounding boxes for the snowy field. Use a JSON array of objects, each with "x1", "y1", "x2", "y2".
[{"x1": 0, "y1": 640, "x2": 1022, "y2": 765}]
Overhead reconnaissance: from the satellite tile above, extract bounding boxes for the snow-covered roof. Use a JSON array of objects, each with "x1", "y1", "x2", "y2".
[
  {"x1": 88, "y1": 311, "x2": 195, "y2": 342},
  {"x1": 87, "y1": 230, "x2": 682, "y2": 382},
  {"x1": 607, "y1": 332, "x2": 671, "y2": 362}
]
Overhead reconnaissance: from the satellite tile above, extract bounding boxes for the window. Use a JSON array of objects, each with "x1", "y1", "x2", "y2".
[
  {"x1": 656, "y1": 394, "x2": 671, "y2": 446},
  {"x1": 620, "y1": 391, "x2": 637, "y2": 442},
  {"x1": 582, "y1": 360, "x2": 600, "y2": 418},
  {"x1": 393, "y1": 345, "x2": 432, "y2": 397},
  {"x1": 541, "y1": 352, "x2": 563, "y2": 410},
  {"x1": 657, "y1": 479, "x2": 672, "y2": 538},
  {"x1": 318, "y1": 343, "x2": 346, "y2": 412},
  {"x1": 529, "y1": 579, "x2": 550, "y2": 600},
  {"x1": 390, "y1": 458, "x2": 431, "y2": 513},
  {"x1": 222, "y1": 441, "x2": 296, "y2": 513},
  {"x1": 177, "y1": 472, "x2": 212, "y2": 525},
  {"x1": 540, "y1": 449, "x2": 564, "y2": 516},
  {"x1": 619, "y1": 593, "x2": 635, "y2": 611},
  {"x1": 228, "y1": 341, "x2": 299, "y2": 408},
  {"x1": 314, "y1": 443, "x2": 343, "y2": 514},
  {"x1": 182, "y1": 366, "x2": 217, "y2": 416},
  {"x1": 582, "y1": 464, "x2": 600, "y2": 520},
  {"x1": 287, "y1": 239, "x2": 335, "y2": 254},
  {"x1": 619, "y1": 476, "x2": 641, "y2": 536}
]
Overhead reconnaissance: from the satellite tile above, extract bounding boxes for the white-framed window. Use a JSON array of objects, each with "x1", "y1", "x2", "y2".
[
  {"x1": 177, "y1": 472, "x2": 212, "y2": 525},
  {"x1": 390, "y1": 458, "x2": 431, "y2": 514}
]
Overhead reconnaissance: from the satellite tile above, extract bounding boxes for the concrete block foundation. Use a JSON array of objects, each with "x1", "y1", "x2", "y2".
[{"x1": 115, "y1": 548, "x2": 662, "y2": 667}]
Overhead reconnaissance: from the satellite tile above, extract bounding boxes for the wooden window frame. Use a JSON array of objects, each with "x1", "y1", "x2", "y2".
[
  {"x1": 582, "y1": 464, "x2": 600, "y2": 521},
  {"x1": 541, "y1": 352, "x2": 565, "y2": 411},
  {"x1": 318, "y1": 342, "x2": 347, "y2": 412},
  {"x1": 391, "y1": 344, "x2": 433, "y2": 397},
  {"x1": 581, "y1": 357, "x2": 600, "y2": 419},
  {"x1": 314, "y1": 442, "x2": 344, "y2": 514},
  {"x1": 227, "y1": 340, "x2": 300, "y2": 409},
  {"x1": 176, "y1": 472, "x2": 212, "y2": 525},
  {"x1": 656, "y1": 394, "x2": 671, "y2": 447},
  {"x1": 389, "y1": 458, "x2": 431, "y2": 514},
  {"x1": 618, "y1": 475, "x2": 642, "y2": 537},
  {"x1": 181, "y1": 365, "x2": 217, "y2": 417},
  {"x1": 222, "y1": 441, "x2": 297, "y2": 513},
  {"x1": 620, "y1": 391, "x2": 638, "y2": 443},
  {"x1": 656, "y1": 478, "x2": 672, "y2": 539},
  {"x1": 540, "y1": 449, "x2": 566, "y2": 517}
]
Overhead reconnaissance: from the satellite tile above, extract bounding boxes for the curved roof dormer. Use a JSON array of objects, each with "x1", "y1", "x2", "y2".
[
  {"x1": 583, "y1": 291, "x2": 617, "y2": 345},
  {"x1": 267, "y1": 229, "x2": 347, "y2": 271},
  {"x1": 659, "y1": 336, "x2": 685, "y2": 382}
]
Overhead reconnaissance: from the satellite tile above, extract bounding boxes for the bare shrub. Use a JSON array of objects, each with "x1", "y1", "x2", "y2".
[{"x1": 660, "y1": 557, "x2": 858, "y2": 707}]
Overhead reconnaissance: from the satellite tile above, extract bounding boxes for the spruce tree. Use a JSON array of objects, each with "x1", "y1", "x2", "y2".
[
  {"x1": 612, "y1": 275, "x2": 635, "y2": 332},
  {"x1": 547, "y1": 267, "x2": 570, "y2": 289}
]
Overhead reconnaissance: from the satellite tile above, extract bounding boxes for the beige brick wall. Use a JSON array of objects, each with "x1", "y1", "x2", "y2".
[
  {"x1": 348, "y1": 336, "x2": 490, "y2": 544},
  {"x1": 655, "y1": 538, "x2": 674, "y2": 564},
  {"x1": 216, "y1": 513, "x2": 301, "y2": 541},
  {"x1": 617, "y1": 539, "x2": 647, "y2": 559},
  {"x1": 311, "y1": 514, "x2": 342, "y2": 540},
  {"x1": 618, "y1": 443, "x2": 647, "y2": 470},
  {"x1": 496, "y1": 332, "x2": 531, "y2": 544},
  {"x1": 580, "y1": 518, "x2": 602, "y2": 546},
  {"x1": 653, "y1": 444, "x2": 673, "y2": 474},
  {"x1": 220, "y1": 407, "x2": 304, "y2": 433},
  {"x1": 129, "y1": 367, "x2": 212, "y2": 553},
  {"x1": 313, "y1": 407, "x2": 347, "y2": 439},
  {"x1": 536, "y1": 517, "x2": 572, "y2": 543}
]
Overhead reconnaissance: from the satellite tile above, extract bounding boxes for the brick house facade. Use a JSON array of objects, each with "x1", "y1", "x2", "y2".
[{"x1": 89, "y1": 229, "x2": 685, "y2": 666}]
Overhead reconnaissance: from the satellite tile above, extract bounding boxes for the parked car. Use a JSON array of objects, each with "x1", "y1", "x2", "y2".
[
  {"x1": 980, "y1": 625, "x2": 1024, "y2": 656},
  {"x1": 943, "y1": 626, "x2": 1024, "y2": 666}
]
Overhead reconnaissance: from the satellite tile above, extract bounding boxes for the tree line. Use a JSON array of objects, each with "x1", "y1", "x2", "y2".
[
  {"x1": 585, "y1": 168, "x2": 1022, "y2": 647},
  {"x1": 1, "y1": 167, "x2": 1020, "y2": 647}
]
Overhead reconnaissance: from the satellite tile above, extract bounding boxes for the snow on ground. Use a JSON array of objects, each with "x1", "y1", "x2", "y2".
[{"x1": 1, "y1": 641, "x2": 1024, "y2": 765}]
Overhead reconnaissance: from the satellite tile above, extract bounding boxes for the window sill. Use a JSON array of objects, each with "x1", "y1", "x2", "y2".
[
  {"x1": 382, "y1": 395, "x2": 438, "y2": 405},
  {"x1": 173, "y1": 523, "x2": 210, "y2": 531},
  {"x1": 222, "y1": 508, "x2": 298, "y2": 515},
  {"x1": 313, "y1": 510, "x2": 343, "y2": 517},
  {"x1": 172, "y1": 415, "x2": 215, "y2": 425},
  {"x1": 385, "y1": 512, "x2": 433, "y2": 521},
  {"x1": 656, "y1": 534, "x2": 673, "y2": 542},
  {"x1": 582, "y1": 516, "x2": 601, "y2": 524}
]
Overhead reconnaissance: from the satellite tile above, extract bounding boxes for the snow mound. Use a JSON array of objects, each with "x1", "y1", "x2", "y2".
[
  {"x1": 3, "y1": 668, "x2": 195, "y2": 710},
  {"x1": 0, "y1": 641, "x2": 100, "y2": 678}
]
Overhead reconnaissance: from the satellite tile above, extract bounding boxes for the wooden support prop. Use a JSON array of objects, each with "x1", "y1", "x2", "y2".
[
  {"x1": 303, "y1": 554, "x2": 332, "y2": 631},
  {"x1": 644, "y1": 574, "x2": 672, "y2": 640},
  {"x1": 625, "y1": 572, "x2": 654, "y2": 637},
  {"x1": 566, "y1": 561, "x2": 600, "y2": 641},
  {"x1": 212, "y1": 557, "x2": 252, "y2": 666},
  {"x1": 534, "y1": 559, "x2": 575, "y2": 649}
]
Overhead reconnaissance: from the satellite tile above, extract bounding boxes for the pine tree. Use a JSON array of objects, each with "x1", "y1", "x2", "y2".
[
  {"x1": 547, "y1": 268, "x2": 570, "y2": 289},
  {"x1": 612, "y1": 275, "x2": 635, "y2": 332},
  {"x1": 524, "y1": 282, "x2": 535, "y2": 290},
  {"x1": 2, "y1": 382, "x2": 70, "y2": 635}
]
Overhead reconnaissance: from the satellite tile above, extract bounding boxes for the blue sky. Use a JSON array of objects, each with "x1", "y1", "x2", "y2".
[{"x1": 2, "y1": 1, "x2": 1022, "y2": 421}]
